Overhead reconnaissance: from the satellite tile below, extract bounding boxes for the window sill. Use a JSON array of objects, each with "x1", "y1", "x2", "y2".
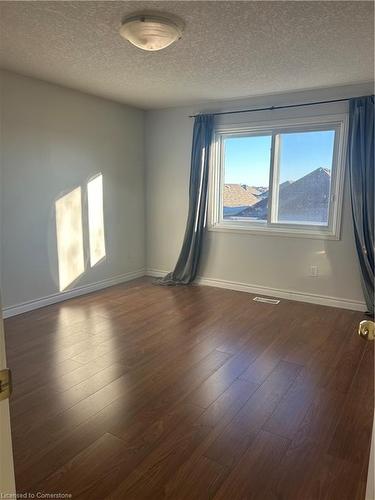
[{"x1": 208, "y1": 222, "x2": 340, "y2": 240}]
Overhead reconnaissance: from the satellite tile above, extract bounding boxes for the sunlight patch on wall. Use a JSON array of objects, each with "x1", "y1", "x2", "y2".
[
  {"x1": 55, "y1": 187, "x2": 85, "y2": 291},
  {"x1": 87, "y1": 173, "x2": 106, "y2": 267}
]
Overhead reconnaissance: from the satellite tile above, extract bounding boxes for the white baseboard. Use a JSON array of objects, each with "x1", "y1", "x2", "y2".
[
  {"x1": 146, "y1": 268, "x2": 366, "y2": 312},
  {"x1": 2, "y1": 269, "x2": 145, "y2": 319},
  {"x1": 146, "y1": 269, "x2": 168, "y2": 278},
  {"x1": 3, "y1": 266, "x2": 365, "y2": 318}
]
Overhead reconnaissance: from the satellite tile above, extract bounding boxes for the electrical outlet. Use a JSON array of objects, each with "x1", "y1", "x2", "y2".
[{"x1": 310, "y1": 265, "x2": 319, "y2": 277}]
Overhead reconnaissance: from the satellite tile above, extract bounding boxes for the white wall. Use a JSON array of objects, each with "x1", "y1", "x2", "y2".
[
  {"x1": 145, "y1": 83, "x2": 374, "y2": 309},
  {"x1": 0, "y1": 70, "x2": 145, "y2": 310},
  {"x1": 0, "y1": 71, "x2": 372, "y2": 313}
]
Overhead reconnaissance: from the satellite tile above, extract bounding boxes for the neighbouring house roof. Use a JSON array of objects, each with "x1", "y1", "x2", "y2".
[
  {"x1": 238, "y1": 167, "x2": 331, "y2": 222},
  {"x1": 223, "y1": 184, "x2": 262, "y2": 207}
]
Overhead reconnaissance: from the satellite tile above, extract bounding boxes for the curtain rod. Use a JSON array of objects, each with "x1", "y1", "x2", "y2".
[{"x1": 188, "y1": 97, "x2": 353, "y2": 118}]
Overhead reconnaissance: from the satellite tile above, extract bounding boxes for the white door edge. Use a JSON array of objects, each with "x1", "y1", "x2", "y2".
[
  {"x1": 0, "y1": 299, "x2": 15, "y2": 494},
  {"x1": 366, "y1": 414, "x2": 375, "y2": 500}
]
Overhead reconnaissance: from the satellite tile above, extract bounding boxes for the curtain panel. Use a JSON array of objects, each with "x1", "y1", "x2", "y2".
[
  {"x1": 348, "y1": 95, "x2": 374, "y2": 315},
  {"x1": 158, "y1": 114, "x2": 214, "y2": 285}
]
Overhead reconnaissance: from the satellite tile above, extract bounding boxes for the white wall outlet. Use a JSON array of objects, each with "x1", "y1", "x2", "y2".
[{"x1": 310, "y1": 265, "x2": 319, "y2": 277}]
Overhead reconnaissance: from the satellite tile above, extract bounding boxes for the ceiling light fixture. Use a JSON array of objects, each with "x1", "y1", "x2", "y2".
[{"x1": 120, "y1": 15, "x2": 183, "y2": 52}]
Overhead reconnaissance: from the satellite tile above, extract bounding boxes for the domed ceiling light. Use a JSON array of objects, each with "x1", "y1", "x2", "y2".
[{"x1": 120, "y1": 15, "x2": 184, "y2": 51}]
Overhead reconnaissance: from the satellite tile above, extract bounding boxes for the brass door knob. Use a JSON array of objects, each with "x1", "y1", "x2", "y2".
[{"x1": 358, "y1": 320, "x2": 375, "y2": 341}]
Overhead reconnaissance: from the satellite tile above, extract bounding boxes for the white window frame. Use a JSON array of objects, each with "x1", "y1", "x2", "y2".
[{"x1": 208, "y1": 113, "x2": 348, "y2": 240}]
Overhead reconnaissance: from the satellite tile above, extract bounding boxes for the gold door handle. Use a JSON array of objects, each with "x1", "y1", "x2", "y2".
[{"x1": 358, "y1": 320, "x2": 375, "y2": 341}]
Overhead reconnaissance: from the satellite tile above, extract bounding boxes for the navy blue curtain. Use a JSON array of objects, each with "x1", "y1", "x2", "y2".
[
  {"x1": 348, "y1": 95, "x2": 374, "y2": 316},
  {"x1": 158, "y1": 114, "x2": 214, "y2": 285}
]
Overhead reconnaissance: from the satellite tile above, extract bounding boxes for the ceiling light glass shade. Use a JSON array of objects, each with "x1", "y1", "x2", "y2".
[{"x1": 120, "y1": 16, "x2": 183, "y2": 51}]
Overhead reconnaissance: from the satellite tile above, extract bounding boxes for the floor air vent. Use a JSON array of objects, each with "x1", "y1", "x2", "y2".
[{"x1": 253, "y1": 296, "x2": 280, "y2": 304}]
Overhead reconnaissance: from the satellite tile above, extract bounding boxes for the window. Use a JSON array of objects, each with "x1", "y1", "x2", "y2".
[
  {"x1": 210, "y1": 114, "x2": 348, "y2": 239},
  {"x1": 223, "y1": 135, "x2": 271, "y2": 221}
]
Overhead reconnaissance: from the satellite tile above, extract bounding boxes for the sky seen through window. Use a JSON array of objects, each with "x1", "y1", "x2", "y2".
[{"x1": 224, "y1": 130, "x2": 335, "y2": 186}]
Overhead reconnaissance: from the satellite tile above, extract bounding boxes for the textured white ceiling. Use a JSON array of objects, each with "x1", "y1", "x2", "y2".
[{"x1": 0, "y1": 1, "x2": 373, "y2": 109}]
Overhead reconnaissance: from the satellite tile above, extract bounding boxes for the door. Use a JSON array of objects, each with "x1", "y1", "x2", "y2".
[
  {"x1": 0, "y1": 293, "x2": 15, "y2": 494},
  {"x1": 366, "y1": 417, "x2": 374, "y2": 500},
  {"x1": 359, "y1": 320, "x2": 375, "y2": 500}
]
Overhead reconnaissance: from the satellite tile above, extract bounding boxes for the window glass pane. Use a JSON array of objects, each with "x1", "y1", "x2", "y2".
[
  {"x1": 223, "y1": 135, "x2": 271, "y2": 221},
  {"x1": 275, "y1": 130, "x2": 335, "y2": 225}
]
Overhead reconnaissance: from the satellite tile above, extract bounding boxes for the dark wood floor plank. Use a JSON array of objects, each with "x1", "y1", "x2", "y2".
[
  {"x1": 11, "y1": 317, "x2": 237, "y2": 448},
  {"x1": 324, "y1": 314, "x2": 367, "y2": 394},
  {"x1": 198, "y1": 378, "x2": 259, "y2": 428},
  {"x1": 271, "y1": 388, "x2": 348, "y2": 499},
  {"x1": 184, "y1": 307, "x2": 288, "y2": 410},
  {"x1": 10, "y1": 356, "x2": 84, "y2": 386},
  {"x1": 281, "y1": 305, "x2": 340, "y2": 366},
  {"x1": 35, "y1": 433, "x2": 130, "y2": 497},
  {"x1": 305, "y1": 454, "x2": 365, "y2": 500},
  {"x1": 158, "y1": 380, "x2": 259, "y2": 499},
  {"x1": 213, "y1": 430, "x2": 290, "y2": 500},
  {"x1": 262, "y1": 370, "x2": 319, "y2": 440},
  {"x1": 204, "y1": 360, "x2": 302, "y2": 468},
  {"x1": 103, "y1": 412, "x2": 212, "y2": 499},
  {"x1": 239, "y1": 329, "x2": 298, "y2": 385},
  {"x1": 328, "y1": 343, "x2": 374, "y2": 464},
  {"x1": 12, "y1": 348, "x2": 230, "y2": 481},
  {"x1": 164, "y1": 455, "x2": 228, "y2": 500},
  {"x1": 11, "y1": 361, "x2": 132, "y2": 429},
  {"x1": 74, "y1": 403, "x2": 207, "y2": 499},
  {"x1": 11, "y1": 354, "x2": 128, "y2": 402},
  {"x1": 262, "y1": 311, "x2": 365, "y2": 440},
  {"x1": 4, "y1": 278, "x2": 372, "y2": 500}
]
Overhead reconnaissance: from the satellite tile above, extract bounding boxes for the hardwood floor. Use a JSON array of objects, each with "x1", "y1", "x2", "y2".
[{"x1": 4, "y1": 278, "x2": 373, "y2": 499}]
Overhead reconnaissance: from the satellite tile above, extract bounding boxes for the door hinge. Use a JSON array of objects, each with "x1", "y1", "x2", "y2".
[{"x1": 0, "y1": 368, "x2": 12, "y2": 401}]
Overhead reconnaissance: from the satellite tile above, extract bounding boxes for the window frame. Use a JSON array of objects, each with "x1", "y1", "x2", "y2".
[{"x1": 208, "y1": 113, "x2": 348, "y2": 240}]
